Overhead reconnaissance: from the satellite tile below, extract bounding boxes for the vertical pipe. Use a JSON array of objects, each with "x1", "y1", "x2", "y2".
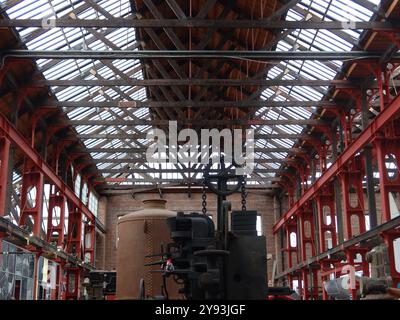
[
  {"x1": 333, "y1": 179, "x2": 344, "y2": 243},
  {"x1": 310, "y1": 160, "x2": 320, "y2": 254},
  {"x1": 332, "y1": 123, "x2": 344, "y2": 243},
  {"x1": 361, "y1": 88, "x2": 378, "y2": 228},
  {"x1": 278, "y1": 195, "x2": 285, "y2": 272},
  {"x1": 0, "y1": 137, "x2": 11, "y2": 216},
  {"x1": 4, "y1": 145, "x2": 15, "y2": 218}
]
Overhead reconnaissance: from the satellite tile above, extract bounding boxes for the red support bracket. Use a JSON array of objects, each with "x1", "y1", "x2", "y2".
[
  {"x1": 46, "y1": 188, "x2": 66, "y2": 248},
  {"x1": 315, "y1": 184, "x2": 337, "y2": 253},
  {"x1": 374, "y1": 127, "x2": 400, "y2": 223},
  {"x1": 284, "y1": 218, "x2": 299, "y2": 289},
  {"x1": 338, "y1": 156, "x2": 367, "y2": 240},
  {"x1": 274, "y1": 90, "x2": 400, "y2": 234},
  {"x1": 19, "y1": 159, "x2": 44, "y2": 237},
  {"x1": 0, "y1": 112, "x2": 96, "y2": 222},
  {"x1": 66, "y1": 203, "x2": 83, "y2": 259},
  {"x1": 298, "y1": 203, "x2": 316, "y2": 261},
  {"x1": 84, "y1": 221, "x2": 95, "y2": 265}
]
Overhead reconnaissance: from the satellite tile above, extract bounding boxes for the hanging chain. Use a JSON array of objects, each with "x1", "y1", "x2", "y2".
[
  {"x1": 241, "y1": 177, "x2": 247, "y2": 211},
  {"x1": 202, "y1": 179, "x2": 207, "y2": 214}
]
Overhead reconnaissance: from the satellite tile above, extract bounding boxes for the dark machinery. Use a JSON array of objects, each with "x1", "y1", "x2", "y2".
[
  {"x1": 143, "y1": 160, "x2": 270, "y2": 300},
  {"x1": 84, "y1": 270, "x2": 116, "y2": 300}
]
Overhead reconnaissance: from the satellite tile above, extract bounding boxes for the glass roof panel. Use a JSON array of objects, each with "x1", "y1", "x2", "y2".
[
  {"x1": 258, "y1": 0, "x2": 378, "y2": 179},
  {"x1": 1, "y1": 0, "x2": 381, "y2": 186}
]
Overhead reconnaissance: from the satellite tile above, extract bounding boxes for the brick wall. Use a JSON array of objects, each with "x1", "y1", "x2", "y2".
[
  {"x1": 94, "y1": 196, "x2": 108, "y2": 269},
  {"x1": 100, "y1": 191, "x2": 276, "y2": 280},
  {"x1": 97, "y1": 188, "x2": 389, "y2": 288}
]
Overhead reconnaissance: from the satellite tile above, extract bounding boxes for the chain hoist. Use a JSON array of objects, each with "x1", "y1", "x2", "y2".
[
  {"x1": 201, "y1": 178, "x2": 207, "y2": 214},
  {"x1": 241, "y1": 176, "x2": 247, "y2": 211}
]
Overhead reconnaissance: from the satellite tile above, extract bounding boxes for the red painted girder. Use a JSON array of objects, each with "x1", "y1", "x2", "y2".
[
  {"x1": 273, "y1": 92, "x2": 400, "y2": 234},
  {"x1": 0, "y1": 113, "x2": 95, "y2": 222}
]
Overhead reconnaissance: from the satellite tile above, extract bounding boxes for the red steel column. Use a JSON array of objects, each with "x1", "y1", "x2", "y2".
[
  {"x1": 84, "y1": 221, "x2": 95, "y2": 264},
  {"x1": 19, "y1": 159, "x2": 44, "y2": 237},
  {"x1": 66, "y1": 203, "x2": 83, "y2": 259},
  {"x1": 315, "y1": 184, "x2": 337, "y2": 253},
  {"x1": 285, "y1": 218, "x2": 298, "y2": 289},
  {"x1": 65, "y1": 202, "x2": 83, "y2": 300},
  {"x1": 65, "y1": 267, "x2": 81, "y2": 300},
  {"x1": 56, "y1": 261, "x2": 66, "y2": 300},
  {"x1": 46, "y1": 188, "x2": 66, "y2": 248},
  {"x1": 320, "y1": 261, "x2": 330, "y2": 300},
  {"x1": 300, "y1": 268, "x2": 309, "y2": 300},
  {"x1": 374, "y1": 125, "x2": 400, "y2": 288},
  {"x1": 311, "y1": 269, "x2": 319, "y2": 299},
  {"x1": 338, "y1": 156, "x2": 366, "y2": 240},
  {"x1": 374, "y1": 129, "x2": 400, "y2": 223},
  {"x1": 299, "y1": 204, "x2": 316, "y2": 261},
  {"x1": 0, "y1": 135, "x2": 10, "y2": 216},
  {"x1": 298, "y1": 203, "x2": 316, "y2": 300}
]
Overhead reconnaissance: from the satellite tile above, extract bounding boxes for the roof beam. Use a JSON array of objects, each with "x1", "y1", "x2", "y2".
[
  {"x1": 80, "y1": 147, "x2": 305, "y2": 153},
  {"x1": 76, "y1": 133, "x2": 310, "y2": 139},
  {"x1": 4, "y1": 50, "x2": 399, "y2": 61},
  {"x1": 0, "y1": 19, "x2": 397, "y2": 29},
  {"x1": 99, "y1": 168, "x2": 281, "y2": 174},
  {"x1": 33, "y1": 78, "x2": 372, "y2": 87},
  {"x1": 47, "y1": 100, "x2": 339, "y2": 109},
  {"x1": 96, "y1": 177, "x2": 281, "y2": 183},
  {"x1": 90, "y1": 157, "x2": 298, "y2": 164},
  {"x1": 98, "y1": 184, "x2": 280, "y2": 193},
  {"x1": 67, "y1": 118, "x2": 327, "y2": 126}
]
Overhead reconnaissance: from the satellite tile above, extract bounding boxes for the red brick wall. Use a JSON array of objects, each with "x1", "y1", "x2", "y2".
[{"x1": 100, "y1": 191, "x2": 276, "y2": 280}]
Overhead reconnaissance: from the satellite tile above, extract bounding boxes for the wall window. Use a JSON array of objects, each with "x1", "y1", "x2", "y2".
[
  {"x1": 74, "y1": 173, "x2": 81, "y2": 197},
  {"x1": 81, "y1": 182, "x2": 88, "y2": 205},
  {"x1": 0, "y1": 241, "x2": 35, "y2": 300},
  {"x1": 88, "y1": 192, "x2": 99, "y2": 217}
]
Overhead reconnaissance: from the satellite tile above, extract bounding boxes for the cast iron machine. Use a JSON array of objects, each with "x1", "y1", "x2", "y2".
[{"x1": 143, "y1": 160, "x2": 268, "y2": 300}]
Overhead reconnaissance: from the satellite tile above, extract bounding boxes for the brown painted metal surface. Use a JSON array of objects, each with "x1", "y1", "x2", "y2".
[{"x1": 116, "y1": 199, "x2": 180, "y2": 299}]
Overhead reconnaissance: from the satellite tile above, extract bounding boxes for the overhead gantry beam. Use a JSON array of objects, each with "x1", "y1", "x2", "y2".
[
  {"x1": 67, "y1": 119, "x2": 327, "y2": 126},
  {"x1": 83, "y1": 147, "x2": 306, "y2": 153},
  {"x1": 76, "y1": 133, "x2": 312, "y2": 139},
  {"x1": 0, "y1": 19, "x2": 397, "y2": 30},
  {"x1": 98, "y1": 168, "x2": 282, "y2": 174},
  {"x1": 46, "y1": 100, "x2": 340, "y2": 109},
  {"x1": 32, "y1": 78, "x2": 387, "y2": 88},
  {"x1": 90, "y1": 158, "x2": 299, "y2": 164},
  {"x1": 97, "y1": 177, "x2": 281, "y2": 184},
  {"x1": 3, "y1": 50, "x2": 400, "y2": 61}
]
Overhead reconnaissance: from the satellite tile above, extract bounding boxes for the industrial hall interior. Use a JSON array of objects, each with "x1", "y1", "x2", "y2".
[{"x1": 0, "y1": 0, "x2": 400, "y2": 301}]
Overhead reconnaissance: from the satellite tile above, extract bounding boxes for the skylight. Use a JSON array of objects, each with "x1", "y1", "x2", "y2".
[{"x1": 1, "y1": 0, "x2": 382, "y2": 187}]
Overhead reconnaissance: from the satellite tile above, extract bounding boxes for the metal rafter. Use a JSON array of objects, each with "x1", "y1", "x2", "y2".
[
  {"x1": 0, "y1": 19, "x2": 397, "y2": 29},
  {"x1": 4, "y1": 49, "x2": 399, "y2": 60}
]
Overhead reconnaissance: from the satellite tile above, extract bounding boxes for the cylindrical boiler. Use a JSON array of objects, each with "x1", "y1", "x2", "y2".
[{"x1": 116, "y1": 199, "x2": 180, "y2": 299}]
